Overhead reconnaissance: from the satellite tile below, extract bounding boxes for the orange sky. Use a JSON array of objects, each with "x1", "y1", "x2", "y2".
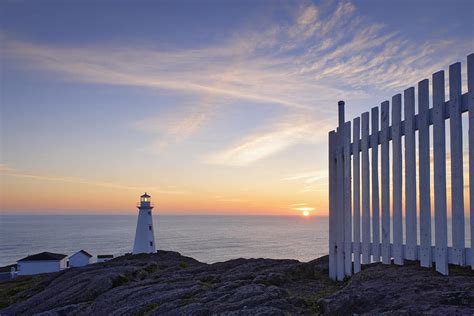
[{"x1": 0, "y1": 166, "x2": 328, "y2": 216}]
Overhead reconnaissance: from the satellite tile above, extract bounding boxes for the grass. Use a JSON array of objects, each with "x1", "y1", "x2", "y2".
[
  {"x1": 181, "y1": 291, "x2": 196, "y2": 305},
  {"x1": 134, "y1": 303, "x2": 158, "y2": 316},
  {"x1": 111, "y1": 274, "x2": 129, "y2": 288},
  {"x1": 298, "y1": 270, "x2": 349, "y2": 314},
  {"x1": 179, "y1": 262, "x2": 188, "y2": 269},
  {"x1": 143, "y1": 263, "x2": 159, "y2": 274},
  {"x1": 0, "y1": 276, "x2": 45, "y2": 309},
  {"x1": 198, "y1": 280, "x2": 215, "y2": 289}
]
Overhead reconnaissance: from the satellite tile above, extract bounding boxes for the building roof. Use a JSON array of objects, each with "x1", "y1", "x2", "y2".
[
  {"x1": 18, "y1": 252, "x2": 67, "y2": 262},
  {"x1": 141, "y1": 192, "x2": 150, "y2": 198},
  {"x1": 71, "y1": 250, "x2": 92, "y2": 258},
  {"x1": 97, "y1": 254, "x2": 114, "y2": 258}
]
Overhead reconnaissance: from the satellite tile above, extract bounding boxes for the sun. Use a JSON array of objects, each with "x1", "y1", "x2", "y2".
[{"x1": 293, "y1": 206, "x2": 314, "y2": 217}]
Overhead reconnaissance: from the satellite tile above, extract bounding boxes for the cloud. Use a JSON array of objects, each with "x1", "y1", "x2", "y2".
[
  {"x1": 284, "y1": 169, "x2": 328, "y2": 184},
  {"x1": 204, "y1": 114, "x2": 330, "y2": 166},
  {"x1": 298, "y1": 5, "x2": 319, "y2": 25},
  {"x1": 134, "y1": 96, "x2": 220, "y2": 150},
  {"x1": 2, "y1": 1, "x2": 473, "y2": 161},
  {"x1": 0, "y1": 164, "x2": 15, "y2": 172},
  {"x1": 215, "y1": 196, "x2": 248, "y2": 203},
  {"x1": 284, "y1": 169, "x2": 328, "y2": 193},
  {"x1": 0, "y1": 166, "x2": 187, "y2": 195},
  {"x1": 289, "y1": 203, "x2": 308, "y2": 207}
]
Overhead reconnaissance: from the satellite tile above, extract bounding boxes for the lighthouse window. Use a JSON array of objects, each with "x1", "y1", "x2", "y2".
[
  {"x1": 149, "y1": 225, "x2": 152, "y2": 231},
  {"x1": 148, "y1": 211, "x2": 151, "y2": 215},
  {"x1": 150, "y1": 241, "x2": 153, "y2": 246}
]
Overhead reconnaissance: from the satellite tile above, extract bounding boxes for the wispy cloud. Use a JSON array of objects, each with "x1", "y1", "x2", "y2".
[
  {"x1": 2, "y1": 1, "x2": 473, "y2": 162},
  {"x1": 284, "y1": 169, "x2": 328, "y2": 193},
  {"x1": 0, "y1": 165, "x2": 187, "y2": 195},
  {"x1": 284, "y1": 169, "x2": 328, "y2": 183},
  {"x1": 134, "y1": 95, "x2": 220, "y2": 150},
  {"x1": 215, "y1": 195, "x2": 248, "y2": 203},
  {"x1": 204, "y1": 114, "x2": 330, "y2": 166},
  {"x1": 0, "y1": 164, "x2": 15, "y2": 172}
]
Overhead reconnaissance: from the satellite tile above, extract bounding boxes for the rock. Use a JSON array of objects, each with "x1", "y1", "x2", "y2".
[
  {"x1": 318, "y1": 260, "x2": 474, "y2": 315},
  {"x1": 0, "y1": 252, "x2": 473, "y2": 315}
]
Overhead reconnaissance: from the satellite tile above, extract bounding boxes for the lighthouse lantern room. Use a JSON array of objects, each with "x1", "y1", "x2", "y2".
[{"x1": 132, "y1": 193, "x2": 156, "y2": 254}]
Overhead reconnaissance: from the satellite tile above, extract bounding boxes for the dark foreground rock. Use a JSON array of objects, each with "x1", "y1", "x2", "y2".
[{"x1": 0, "y1": 251, "x2": 473, "y2": 315}]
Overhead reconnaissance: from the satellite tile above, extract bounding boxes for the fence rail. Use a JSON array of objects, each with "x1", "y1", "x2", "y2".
[{"x1": 328, "y1": 53, "x2": 474, "y2": 281}]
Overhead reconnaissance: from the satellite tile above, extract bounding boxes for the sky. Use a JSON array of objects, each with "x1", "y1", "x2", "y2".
[{"x1": 1, "y1": 0, "x2": 473, "y2": 216}]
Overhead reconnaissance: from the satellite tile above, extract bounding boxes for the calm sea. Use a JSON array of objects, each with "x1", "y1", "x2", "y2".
[{"x1": 0, "y1": 215, "x2": 329, "y2": 266}]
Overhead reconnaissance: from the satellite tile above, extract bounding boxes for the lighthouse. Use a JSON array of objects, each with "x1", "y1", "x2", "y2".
[{"x1": 133, "y1": 193, "x2": 156, "y2": 254}]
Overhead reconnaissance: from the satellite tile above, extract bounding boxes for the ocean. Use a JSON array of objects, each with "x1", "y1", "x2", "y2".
[{"x1": 0, "y1": 215, "x2": 329, "y2": 266}]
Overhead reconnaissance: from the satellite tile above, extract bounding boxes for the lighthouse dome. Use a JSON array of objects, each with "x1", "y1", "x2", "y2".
[{"x1": 140, "y1": 192, "x2": 151, "y2": 203}]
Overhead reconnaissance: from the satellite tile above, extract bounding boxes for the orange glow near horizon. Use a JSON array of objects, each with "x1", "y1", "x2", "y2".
[{"x1": 0, "y1": 170, "x2": 329, "y2": 216}]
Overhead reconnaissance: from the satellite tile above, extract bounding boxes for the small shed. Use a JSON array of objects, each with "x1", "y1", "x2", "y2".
[
  {"x1": 97, "y1": 254, "x2": 114, "y2": 263},
  {"x1": 17, "y1": 252, "x2": 68, "y2": 276},
  {"x1": 69, "y1": 250, "x2": 92, "y2": 267}
]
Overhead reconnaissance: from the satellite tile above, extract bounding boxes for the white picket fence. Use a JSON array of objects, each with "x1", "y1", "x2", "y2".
[{"x1": 328, "y1": 53, "x2": 474, "y2": 281}]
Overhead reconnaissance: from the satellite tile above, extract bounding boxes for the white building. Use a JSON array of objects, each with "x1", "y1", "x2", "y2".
[
  {"x1": 133, "y1": 193, "x2": 156, "y2": 254},
  {"x1": 69, "y1": 250, "x2": 92, "y2": 267},
  {"x1": 17, "y1": 252, "x2": 68, "y2": 276},
  {"x1": 97, "y1": 254, "x2": 114, "y2": 263}
]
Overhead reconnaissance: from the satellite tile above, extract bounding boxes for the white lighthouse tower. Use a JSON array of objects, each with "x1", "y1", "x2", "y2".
[{"x1": 133, "y1": 193, "x2": 156, "y2": 254}]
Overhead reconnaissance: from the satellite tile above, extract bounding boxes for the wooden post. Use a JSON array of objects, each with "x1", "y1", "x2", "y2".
[
  {"x1": 468, "y1": 53, "x2": 474, "y2": 270},
  {"x1": 392, "y1": 94, "x2": 404, "y2": 265},
  {"x1": 404, "y1": 87, "x2": 417, "y2": 260},
  {"x1": 371, "y1": 106, "x2": 380, "y2": 262},
  {"x1": 336, "y1": 100, "x2": 346, "y2": 281},
  {"x1": 418, "y1": 79, "x2": 432, "y2": 268},
  {"x1": 336, "y1": 127, "x2": 345, "y2": 280},
  {"x1": 449, "y1": 62, "x2": 465, "y2": 266},
  {"x1": 361, "y1": 112, "x2": 371, "y2": 264},
  {"x1": 338, "y1": 101, "x2": 345, "y2": 127},
  {"x1": 344, "y1": 121, "x2": 353, "y2": 276},
  {"x1": 329, "y1": 130, "x2": 337, "y2": 280},
  {"x1": 353, "y1": 117, "x2": 361, "y2": 273},
  {"x1": 381, "y1": 101, "x2": 391, "y2": 264},
  {"x1": 433, "y1": 70, "x2": 448, "y2": 275}
]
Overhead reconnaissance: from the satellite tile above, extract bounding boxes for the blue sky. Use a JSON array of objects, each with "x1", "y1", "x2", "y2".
[{"x1": 1, "y1": 0, "x2": 473, "y2": 214}]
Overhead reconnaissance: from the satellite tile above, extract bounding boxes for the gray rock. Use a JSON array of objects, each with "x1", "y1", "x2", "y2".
[{"x1": 1, "y1": 251, "x2": 473, "y2": 315}]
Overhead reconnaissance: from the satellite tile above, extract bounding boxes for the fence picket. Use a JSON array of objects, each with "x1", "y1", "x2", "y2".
[
  {"x1": 418, "y1": 79, "x2": 432, "y2": 268},
  {"x1": 468, "y1": 53, "x2": 474, "y2": 270},
  {"x1": 381, "y1": 101, "x2": 391, "y2": 264},
  {"x1": 344, "y1": 122, "x2": 353, "y2": 276},
  {"x1": 353, "y1": 117, "x2": 361, "y2": 273},
  {"x1": 328, "y1": 131, "x2": 337, "y2": 279},
  {"x1": 337, "y1": 103, "x2": 346, "y2": 281},
  {"x1": 371, "y1": 107, "x2": 381, "y2": 262},
  {"x1": 392, "y1": 94, "x2": 404, "y2": 265},
  {"x1": 449, "y1": 62, "x2": 465, "y2": 266},
  {"x1": 433, "y1": 70, "x2": 449, "y2": 275},
  {"x1": 336, "y1": 127, "x2": 345, "y2": 281},
  {"x1": 361, "y1": 112, "x2": 371, "y2": 264},
  {"x1": 404, "y1": 87, "x2": 417, "y2": 260}
]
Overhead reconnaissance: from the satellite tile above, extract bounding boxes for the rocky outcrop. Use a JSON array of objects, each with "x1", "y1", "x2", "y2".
[
  {"x1": 318, "y1": 260, "x2": 474, "y2": 315},
  {"x1": 1, "y1": 251, "x2": 473, "y2": 315}
]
